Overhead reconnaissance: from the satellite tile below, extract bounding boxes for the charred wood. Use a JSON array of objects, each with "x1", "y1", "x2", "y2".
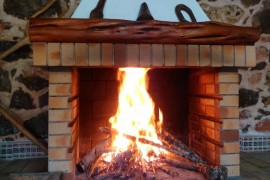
[
  {"x1": 76, "y1": 137, "x2": 111, "y2": 173},
  {"x1": 158, "y1": 129, "x2": 207, "y2": 164},
  {"x1": 159, "y1": 156, "x2": 227, "y2": 180},
  {"x1": 98, "y1": 127, "x2": 206, "y2": 164}
]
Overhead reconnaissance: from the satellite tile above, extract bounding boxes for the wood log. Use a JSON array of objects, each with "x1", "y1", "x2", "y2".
[
  {"x1": 0, "y1": 102, "x2": 48, "y2": 154},
  {"x1": 141, "y1": 157, "x2": 147, "y2": 177},
  {"x1": 158, "y1": 129, "x2": 207, "y2": 164},
  {"x1": 121, "y1": 132, "x2": 199, "y2": 162},
  {"x1": 99, "y1": 127, "x2": 206, "y2": 164},
  {"x1": 76, "y1": 137, "x2": 111, "y2": 173},
  {"x1": 159, "y1": 156, "x2": 227, "y2": 180},
  {"x1": 28, "y1": 18, "x2": 260, "y2": 45}
]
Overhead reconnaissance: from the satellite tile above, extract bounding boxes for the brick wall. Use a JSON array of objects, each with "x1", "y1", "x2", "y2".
[
  {"x1": 188, "y1": 68, "x2": 240, "y2": 177},
  {"x1": 78, "y1": 68, "x2": 190, "y2": 156},
  {"x1": 189, "y1": 68, "x2": 221, "y2": 165},
  {"x1": 48, "y1": 67, "x2": 79, "y2": 175},
  {"x1": 79, "y1": 68, "x2": 118, "y2": 157},
  {"x1": 219, "y1": 71, "x2": 240, "y2": 177}
]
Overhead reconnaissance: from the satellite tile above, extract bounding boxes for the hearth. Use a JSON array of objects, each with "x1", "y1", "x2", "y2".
[{"x1": 28, "y1": 6, "x2": 260, "y2": 178}]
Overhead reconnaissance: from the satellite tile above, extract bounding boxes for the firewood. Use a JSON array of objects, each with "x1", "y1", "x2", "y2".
[
  {"x1": 89, "y1": 155, "x2": 103, "y2": 177},
  {"x1": 158, "y1": 164, "x2": 180, "y2": 177},
  {"x1": 99, "y1": 126, "x2": 206, "y2": 164},
  {"x1": 98, "y1": 127, "x2": 111, "y2": 135},
  {"x1": 158, "y1": 156, "x2": 227, "y2": 180},
  {"x1": 122, "y1": 133, "x2": 192, "y2": 161},
  {"x1": 76, "y1": 137, "x2": 111, "y2": 173},
  {"x1": 158, "y1": 129, "x2": 206, "y2": 164},
  {"x1": 140, "y1": 157, "x2": 147, "y2": 177},
  {"x1": 98, "y1": 127, "x2": 201, "y2": 163}
]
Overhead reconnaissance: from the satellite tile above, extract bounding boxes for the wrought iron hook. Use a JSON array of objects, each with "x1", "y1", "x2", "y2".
[{"x1": 175, "y1": 4, "x2": 197, "y2": 22}]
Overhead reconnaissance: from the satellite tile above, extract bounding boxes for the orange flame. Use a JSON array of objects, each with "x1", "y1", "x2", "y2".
[{"x1": 109, "y1": 68, "x2": 163, "y2": 161}]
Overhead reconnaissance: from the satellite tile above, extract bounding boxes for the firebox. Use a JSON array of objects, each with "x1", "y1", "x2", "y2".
[{"x1": 28, "y1": 8, "x2": 260, "y2": 178}]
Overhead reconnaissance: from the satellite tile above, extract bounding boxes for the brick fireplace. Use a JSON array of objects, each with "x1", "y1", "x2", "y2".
[{"x1": 31, "y1": 40, "x2": 256, "y2": 178}]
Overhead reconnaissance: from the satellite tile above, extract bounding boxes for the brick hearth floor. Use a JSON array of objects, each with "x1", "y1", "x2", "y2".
[{"x1": 0, "y1": 152, "x2": 270, "y2": 179}]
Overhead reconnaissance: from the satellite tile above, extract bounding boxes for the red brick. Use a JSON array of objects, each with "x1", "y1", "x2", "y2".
[
  {"x1": 75, "y1": 43, "x2": 88, "y2": 66},
  {"x1": 220, "y1": 107, "x2": 239, "y2": 118},
  {"x1": 223, "y1": 45, "x2": 234, "y2": 66},
  {"x1": 200, "y1": 45, "x2": 211, "y2": 66},
  {"x1": 48, "y1": 43, "x2": 60, "y2": 66},
  {"x1": 188, "y1": 45, "x2": 199, "y2": 66},
  {"x1": 221, "y1": 130, "x2": 239, "y2": 142},
  {"x1": 33, "y1": 42, "x2": 47, "y2": 66},
  {"x1": 114, "y1": 44, "x2": 126, "y2": 66},
  {"x1": 92, "y1": 100, "x2": 118, "y2": 119},
  {"x1": 176, "y1": 45, "x2": 187, "y2": 66},
  {"x1": 102, "y1": 43, "x2": 113, "y2": 66}
]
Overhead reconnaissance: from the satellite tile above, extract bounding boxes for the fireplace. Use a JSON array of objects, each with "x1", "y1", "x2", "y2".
[
  {"x1": 32, "y1": 41, "x2": 255, "y2": 178},
  {"x1": 28, "y1": 15, "x2": 260, "y2": 178}
]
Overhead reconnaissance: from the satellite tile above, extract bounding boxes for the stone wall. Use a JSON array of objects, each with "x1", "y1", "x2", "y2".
[
  {"x1": 198, "y1": 0, "x2": 270, "y2": 135},
  {"x1": 0, "y1": 0, "x2": 270, "y2": 141},
  {"x1": 0, "y1": 0, "x2": 71, "y2": 141}
]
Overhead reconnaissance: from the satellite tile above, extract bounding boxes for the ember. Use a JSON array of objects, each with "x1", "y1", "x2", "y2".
[{"x1": 76, "y1": 68, "x2": 227, "y2": 180}]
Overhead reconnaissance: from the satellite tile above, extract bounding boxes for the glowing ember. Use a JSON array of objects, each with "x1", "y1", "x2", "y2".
[{"x1": 109, "y1": 68, "x2": 164, "y2": 161}]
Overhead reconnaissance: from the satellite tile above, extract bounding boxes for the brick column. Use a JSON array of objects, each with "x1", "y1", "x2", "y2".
[
  {"x1": 219, "y1": 71, "x2": 240, "y2": 177},
  {"x1": 48, "y1": 67, "x2": 79, "y2": 175},
  {"x1": 188, "y1": 68, "x2": 221, "y2": 165}
]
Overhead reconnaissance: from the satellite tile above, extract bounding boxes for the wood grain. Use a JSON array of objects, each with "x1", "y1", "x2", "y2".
[{"x1": 29, "y1": 18, "x2": 260, "y2": 45}]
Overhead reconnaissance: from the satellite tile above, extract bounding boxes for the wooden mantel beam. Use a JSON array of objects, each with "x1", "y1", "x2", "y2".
[{"x1": 28, "y1": 18, "x2": 260, "y2": 45}]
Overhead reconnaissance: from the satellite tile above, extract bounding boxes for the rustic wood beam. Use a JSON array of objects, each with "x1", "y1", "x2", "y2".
[
  {"x1": 28, "y1": 18, "x2": 260, "y2": 45},
  {"x1": 0, "y1": 102, "x2": 48, "y2": 154}
]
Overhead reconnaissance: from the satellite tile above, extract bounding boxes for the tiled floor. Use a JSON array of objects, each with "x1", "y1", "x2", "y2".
[
  {"x1": 1, "y1": 153, "x2": 270, "y2": 179},
  {"x1": 0, "y1": 158, "x2": 48, "y2": 180},
  {"x1": 240, "y1": 152, "x2": 270, "y2": 180}
]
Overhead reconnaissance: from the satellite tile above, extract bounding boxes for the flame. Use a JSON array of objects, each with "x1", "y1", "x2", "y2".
[{"x1": 109, "y1": 68, "x2": 163, "y2": 161}]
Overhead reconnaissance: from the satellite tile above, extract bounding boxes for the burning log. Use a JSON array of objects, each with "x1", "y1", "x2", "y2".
[
  {"x1": 90, "y1": 127, "x2": 227, "y2": 179},
  {"x1": 77, "y1": 68, "x2": 227, "y2": 179},
  {"x1": 76, "y1": 137, "x2": 111, "y2": 173},
  {"x1": 99, "y1": 126, "x2": 206, "y2": 164},
  {"x1": 158, "y1": 129, "x2": 207, "y2": 164}
]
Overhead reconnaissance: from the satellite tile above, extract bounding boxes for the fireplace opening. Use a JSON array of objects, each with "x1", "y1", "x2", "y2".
[
  {"x1": 78, "y1": 66, "x2": 221, "y2": 168},
  {"x1": 79, "y1": 68, "x2": 190, "y2": 157}
]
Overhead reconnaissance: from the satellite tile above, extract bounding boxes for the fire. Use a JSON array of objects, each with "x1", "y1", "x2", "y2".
[{"x1": 109, "y1": 68, "x2": 163, "y2": 161}]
